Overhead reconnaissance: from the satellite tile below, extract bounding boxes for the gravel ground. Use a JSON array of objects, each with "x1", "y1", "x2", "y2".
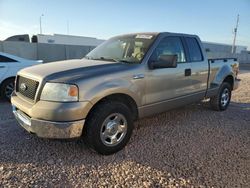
[{"x1": 0, "y1": 71, "x2": 249, "y2": 187}]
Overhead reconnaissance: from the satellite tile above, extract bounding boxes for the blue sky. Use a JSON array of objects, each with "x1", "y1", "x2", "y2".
[{"x1": 0, "y1": 0, "x2": 250, "y2": 49}]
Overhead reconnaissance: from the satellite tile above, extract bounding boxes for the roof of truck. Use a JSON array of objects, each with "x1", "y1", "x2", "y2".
[{"x1": 116, "y1": 32, "x2": 198, "y2": 38}]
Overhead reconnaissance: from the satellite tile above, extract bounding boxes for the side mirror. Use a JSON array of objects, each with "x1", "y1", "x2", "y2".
[{"x1": 149, "y1": 54, "x2": 177, "y2": 69}]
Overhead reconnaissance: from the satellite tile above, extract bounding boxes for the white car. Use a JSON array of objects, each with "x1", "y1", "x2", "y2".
[{"x1": 0, "y1": 52, "x2": 42, "y2": 100}]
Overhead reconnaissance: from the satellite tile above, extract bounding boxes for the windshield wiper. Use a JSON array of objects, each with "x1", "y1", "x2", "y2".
[
  {"x1": 92, "y1": 57, "x2": 118, "y2": 62},
  {"x1": 84, "y1": 56, "x2": 116, "y2": 62},
  {"x1": 85, "y1": 56, "x2": 135, "y2": 64},
  {"x1": 118, "y1": 59, "x2": 135, "y2": 64}
]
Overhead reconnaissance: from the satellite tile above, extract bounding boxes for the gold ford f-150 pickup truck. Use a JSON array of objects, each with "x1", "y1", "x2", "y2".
[{"x1": 11, "y1": 32, "x2": 240, "y2": 155}]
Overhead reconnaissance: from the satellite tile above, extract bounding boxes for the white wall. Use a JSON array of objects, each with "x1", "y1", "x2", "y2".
[
  {"x1": 37, "y1": 34, "x2": 105, "y2": 46},
  {"x1": 0, "y1": 41, "x2": 95, "y2": 62}
]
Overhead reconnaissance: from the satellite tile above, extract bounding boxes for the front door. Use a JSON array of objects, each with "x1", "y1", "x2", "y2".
[{"x1": 145, "y1": 36, "x2": 193, "y2": 105}]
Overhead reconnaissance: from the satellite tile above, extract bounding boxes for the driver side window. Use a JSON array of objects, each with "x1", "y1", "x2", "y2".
[
  {"x1": 150, "y1": 36, "x2": 186, "y2": 63},
  {"x1": 0, "y1": 55, "x2": 17, "y2": 63}
]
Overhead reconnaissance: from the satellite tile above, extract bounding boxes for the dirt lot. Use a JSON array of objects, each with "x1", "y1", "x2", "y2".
[{"x1": 0, "y1": 71, "x2": 249, "y2": 187}]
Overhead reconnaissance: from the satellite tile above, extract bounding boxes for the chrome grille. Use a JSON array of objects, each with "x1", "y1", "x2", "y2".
[{"x1": 16, "y1": 76, "x2": 39, "y2": 101}]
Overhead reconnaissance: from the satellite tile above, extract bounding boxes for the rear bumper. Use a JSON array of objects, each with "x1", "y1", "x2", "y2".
[
  {"x1": 233, "y1": 78, "x2": 241, "y2": 90},
  {"x1": 13, "y1": 106, "x2": 85, "y2": 139}
]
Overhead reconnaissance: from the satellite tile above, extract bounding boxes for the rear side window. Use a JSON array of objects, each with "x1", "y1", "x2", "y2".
[
  {"x1": 0, "y1": 55, "x2": 17, "y2": 62},
  {"x1": 185, "y1": 37, "x2": 203, "y2": 62}
]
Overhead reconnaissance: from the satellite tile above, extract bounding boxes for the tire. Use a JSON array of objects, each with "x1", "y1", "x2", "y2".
[
  {"x1": 210, "y1": 82, "x2": 232, "y2": 111},
  {"x1": 83, "y1": 101, "x2": 134, "y2": 155},
  {"x1": 0, "y1": 78, "x2": 15, "y2": 102}
]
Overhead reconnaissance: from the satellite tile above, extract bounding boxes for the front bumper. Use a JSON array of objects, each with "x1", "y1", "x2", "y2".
[{"x1": 13, "y1": 106, "x2": 85, "y2": 139}]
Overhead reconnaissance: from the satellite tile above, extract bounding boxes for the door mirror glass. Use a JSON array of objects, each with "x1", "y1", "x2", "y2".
[{"x1": 149, "y1": 54, "x2": 177, "y2": 69}]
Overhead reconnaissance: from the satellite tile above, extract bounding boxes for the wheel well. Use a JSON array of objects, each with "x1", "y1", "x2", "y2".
[
  {"x1": 0, "y1": 77, "x2": 15, "y2": 98},
  {"x1": 0, "y1": 76, "x2": 15, "y2": 90},
  {"x1": 223, "y1": 75, "x2": 234, "y2": 89},
  {"x1": 88, "y1": 94, "x2": 138, "y2": 121}
]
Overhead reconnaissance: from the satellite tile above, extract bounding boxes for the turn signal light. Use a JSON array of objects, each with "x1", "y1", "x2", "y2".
[{"x1": 68, "y1": 85, "x2": 78, "y2": 97}]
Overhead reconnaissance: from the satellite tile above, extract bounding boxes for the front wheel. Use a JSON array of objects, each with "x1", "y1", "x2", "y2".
[
  {"x1": 0, "y1": 78, "x2": 15, "y2": 101},
  {"x1": 83, "y1": 101, "x2": 134, "y2": 155},
  {"x1": 210, "y1": 82, "x2": 232, "y2": 111}
]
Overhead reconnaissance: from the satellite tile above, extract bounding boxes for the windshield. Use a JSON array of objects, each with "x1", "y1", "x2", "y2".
[{"x1": 85, "y1": 34, "x2": 156, "y2": 64}]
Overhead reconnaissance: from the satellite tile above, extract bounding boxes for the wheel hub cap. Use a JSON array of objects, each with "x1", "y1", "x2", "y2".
[
  {"x1": 100, "y1": 113, "x2": 127, "y2": 146},
  {"x1": 106, "y1": 122, "x2": 118, "y2": 135},
  {"x1": 5, "y1": 82, "x2": 14, "y2": 99},
  {"x1": 221, "y1": 88, "x2": 230, "y2": 107}
]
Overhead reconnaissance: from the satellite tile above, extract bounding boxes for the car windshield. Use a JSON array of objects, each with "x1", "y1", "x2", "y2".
[{"x1": 85, "y1": 34, "x2": 157, "y2": 64}]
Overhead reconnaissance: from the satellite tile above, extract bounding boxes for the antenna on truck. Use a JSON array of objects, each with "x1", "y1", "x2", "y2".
[{"x1": 231, "y1": 14, "x2": 239, "y2": 54}]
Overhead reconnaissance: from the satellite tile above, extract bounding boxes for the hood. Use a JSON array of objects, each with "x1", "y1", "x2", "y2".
[{"x1": 19, "y1": 59, "x2": 136, "y2": 82}]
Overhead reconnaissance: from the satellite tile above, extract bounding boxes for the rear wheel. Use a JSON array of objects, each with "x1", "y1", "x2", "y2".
[
  {"x1": 83, "y1": 101, "x2": 134, "y2": 155},
  {"x1": 210, "y1": 82, "x2": 232, "y2": 111},
  {"x1": 0, "y1": 78, "x2": 15, "y2": 101}
]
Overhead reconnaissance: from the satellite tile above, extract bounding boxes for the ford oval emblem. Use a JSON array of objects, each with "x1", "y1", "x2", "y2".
[{"x1": 20, "y1": 83, "x2": 27, "y2": 91}]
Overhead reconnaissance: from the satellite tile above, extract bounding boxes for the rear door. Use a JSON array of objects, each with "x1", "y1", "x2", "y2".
[{"x1": 183, "y1": 37, "x2": 208, "y2": 95}]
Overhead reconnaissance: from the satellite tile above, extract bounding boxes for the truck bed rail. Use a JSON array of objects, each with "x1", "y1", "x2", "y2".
[{"x1": 208, "y1": 58, "x2": 237, "y2": 63}]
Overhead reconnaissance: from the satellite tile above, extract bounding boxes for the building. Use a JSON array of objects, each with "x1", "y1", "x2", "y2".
[
  {"x1": 202, "y1": 41, "x2": 247, "y2": 54},
  {"x1": 35, "y1": 34, "x2": 105, "y2": 46}
]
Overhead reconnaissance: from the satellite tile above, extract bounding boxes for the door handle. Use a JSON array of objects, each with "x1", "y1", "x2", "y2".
[
  {"x1": 185, "y1": 69, "x2": 191, "y2": 76},
  {"x1": 133, "y1": 74, "x2": 144, "y2": 79},
  {"x1": 0, "y1": 66, "x2": 5, "y2": 68}
]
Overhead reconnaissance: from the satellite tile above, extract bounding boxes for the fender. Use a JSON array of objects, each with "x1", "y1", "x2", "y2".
[
  {"x1": 210, "y1": 64, "x2": 234, "y2": 88},
  {"x1": 80, "y1": 78, "x2": 143, "y2": 107}
]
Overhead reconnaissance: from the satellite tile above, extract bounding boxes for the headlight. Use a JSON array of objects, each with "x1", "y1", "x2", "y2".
[{"x1": 40, "y1": 83, "x2": 78, "y2": 102}]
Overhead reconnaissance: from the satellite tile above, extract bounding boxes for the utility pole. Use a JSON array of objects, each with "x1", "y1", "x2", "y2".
[
  {"x1": 39, "y1": 14, "x2": 44, "y2": 34},
  {"x1": 67, "y1": 21, "x2": 69, "y2": 35},
  {"x1": 232, "y1": 14, "x2": 239, "y2": 54}
]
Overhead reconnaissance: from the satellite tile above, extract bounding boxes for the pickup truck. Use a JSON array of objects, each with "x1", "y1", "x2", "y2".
[{"x1": 11, "y1": 32, "x2": 240, "y2": 155}]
